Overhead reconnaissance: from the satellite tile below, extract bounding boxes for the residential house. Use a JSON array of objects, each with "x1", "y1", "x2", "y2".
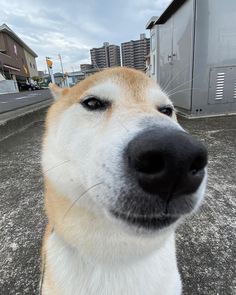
[{"x1": 0, "y1": 23, "x2": 38, "y2": 84}]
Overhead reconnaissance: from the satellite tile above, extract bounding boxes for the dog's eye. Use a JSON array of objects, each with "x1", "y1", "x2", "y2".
[
  {"x1": 158, "y1": 106, "x2": 173, "y2": 117},
  {"x1": 81, "y1": 97, "x2": 109, "y2": 111}
]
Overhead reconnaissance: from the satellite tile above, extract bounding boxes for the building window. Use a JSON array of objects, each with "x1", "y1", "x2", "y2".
[
  {"x1": 14, "y1": 44, "x2": 17, "y2": 56},
  {"x1": 33, "y1": 64, "x2": 35, "y2": 69},
  {"x1": 30, "y1": 62, "x2": 32, "y2": 68},
  {"x1": 151, "y1": 34, "x2": 156, "y2": 51}
]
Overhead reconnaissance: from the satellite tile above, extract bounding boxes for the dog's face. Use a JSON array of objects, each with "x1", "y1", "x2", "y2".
[{"x1": 43, "y1": 68, "x2": 207, "y2": 236}]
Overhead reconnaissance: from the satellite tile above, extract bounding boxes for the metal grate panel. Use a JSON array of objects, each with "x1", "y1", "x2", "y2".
[
  {"x1": 208, "y1": 66, "x2": 236, "y2": 104},
  {"x1": 234, "y1": 81, "x2": 236, "y2": 99},
  {"x1": 215, "y1": 72, "x2": 225, "y2": 100}
]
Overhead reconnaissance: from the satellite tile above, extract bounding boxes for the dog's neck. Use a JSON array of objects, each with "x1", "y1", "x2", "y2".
[
  {"x1": 45, "y1": 181, "x2": 177, "y2": 263},
  {"x1": 44, "y1": 183, "x2": 181, "y2": 294},
  {"x1": 47, "y1": 231, "x2": 181, "y2": 295}
]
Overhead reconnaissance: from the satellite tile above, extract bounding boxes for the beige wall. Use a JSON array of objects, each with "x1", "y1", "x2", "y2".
[{"x1": 24, "y1": 49, "x2": 38, "y2": 77}]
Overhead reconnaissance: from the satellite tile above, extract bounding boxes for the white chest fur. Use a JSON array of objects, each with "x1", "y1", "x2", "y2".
[{"x1": 45, "y1": 232, "x2": 182, "y2": 295}]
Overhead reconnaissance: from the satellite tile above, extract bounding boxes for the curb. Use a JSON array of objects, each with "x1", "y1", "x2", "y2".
[{"x1": 0, "y1": 99, "x2": 53, "y2": 141}]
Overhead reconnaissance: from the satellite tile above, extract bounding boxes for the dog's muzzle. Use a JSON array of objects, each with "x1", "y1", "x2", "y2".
[{"x1": 111, "y1": 127, "x2": 208, "y2": 230}]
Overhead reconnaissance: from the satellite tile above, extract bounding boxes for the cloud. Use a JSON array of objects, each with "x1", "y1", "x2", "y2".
[{"x1": 1, "y1": 0, "x2": 172, "y2": 72}]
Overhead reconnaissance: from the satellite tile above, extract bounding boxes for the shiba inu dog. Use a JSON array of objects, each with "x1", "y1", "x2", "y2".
[{"x1": 41, "y1": 67, "x2": 207, "y2": 295}]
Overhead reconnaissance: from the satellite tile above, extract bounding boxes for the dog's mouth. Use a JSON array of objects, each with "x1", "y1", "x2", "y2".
[{"x1": 110, "y1": 210, "x2": 179, "y2": 230}]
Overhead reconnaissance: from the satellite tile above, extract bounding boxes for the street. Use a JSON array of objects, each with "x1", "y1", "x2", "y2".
[
  {"x1": 0, "y1": 113, "x2": 235, "y2": 294},
  {"x1": 0, "y1": 89, "x2": 52, "y2": 114}
]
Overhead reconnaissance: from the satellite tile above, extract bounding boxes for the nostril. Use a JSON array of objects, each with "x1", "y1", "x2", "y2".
[
  {"x1": 134, "y1": 151, "x2": 165, "y2": 175},
  {"x1": 189, "y1": 167, "x2": 204, "y2": 177},
  {"x1": 189, "y1": 153, "x2": 207, "y2": 175},
  {"x1": 190, "y1": 168, "x2": 200, "y2": 175}
]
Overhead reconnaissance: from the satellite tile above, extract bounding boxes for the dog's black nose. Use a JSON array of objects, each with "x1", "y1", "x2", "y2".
[{"x1": 126, "y1": 128, "x2": 207, "y2": 198}]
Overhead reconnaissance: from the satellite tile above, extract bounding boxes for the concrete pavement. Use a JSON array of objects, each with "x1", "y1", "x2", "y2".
[
  {"x1": 177, "y1": 116, "x2": 236, "y2": 295},
  {"x1": 0, "y1": 113, "x2": 235, "y2": 294}
]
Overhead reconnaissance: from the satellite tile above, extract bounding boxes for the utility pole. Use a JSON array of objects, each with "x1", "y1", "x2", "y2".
[
  {"x1": 58, "y1": 54, "x2": 68, "y2": 87},
  {"x1": 58, "y1": 54, "x2": 64, "y2": 75}
]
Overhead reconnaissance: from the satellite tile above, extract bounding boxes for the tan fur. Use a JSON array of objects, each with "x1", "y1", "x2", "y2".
[
  {"x1": 44, "y1": 178, "x2": 98, "y2": 245},
  {"x1": 42, "y1": 178, "x2": 90, "y2": 294},
  {"x1": 42, "y1": 241, "x2": 61, "y2": 295},
  {"x1": 45, "y1": 67, "x2": 162, "y2": 128}
]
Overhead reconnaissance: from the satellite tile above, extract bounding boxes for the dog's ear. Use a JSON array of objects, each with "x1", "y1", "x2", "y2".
[{"x1": 49, "y1": 83, "x2": 68, "y2": 100}]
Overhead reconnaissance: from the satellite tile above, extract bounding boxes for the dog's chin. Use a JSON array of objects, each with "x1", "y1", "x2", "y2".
[
  {"x1": 107, "y1": 184, "x2": 205, "y2": 233},
  {"x1": 109, "y1": 210, "x2": 181, "y2": 232}
]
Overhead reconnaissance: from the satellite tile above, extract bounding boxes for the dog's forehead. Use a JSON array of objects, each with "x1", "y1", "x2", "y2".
[
  {"x1": 83, "y1": 79, "x2": 122, "y2": 100},
  {"x1": 82, "y1": 76, "x2": 169, "y2": 106},
  {"x1": 48, "y1": 68, "x2": 172, "y2": 124}
]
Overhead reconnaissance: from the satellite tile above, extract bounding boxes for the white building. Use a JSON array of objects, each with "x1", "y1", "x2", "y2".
[{"x1": 146, "y1": 0, "x2": 236, "y2": 117}]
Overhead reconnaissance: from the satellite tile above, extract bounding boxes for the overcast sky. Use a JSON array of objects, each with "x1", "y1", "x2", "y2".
[{"x1": 1, "y1": 0, "x2": 172, "y2": 73}]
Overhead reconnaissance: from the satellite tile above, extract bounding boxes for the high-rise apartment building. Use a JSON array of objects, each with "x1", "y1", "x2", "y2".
[
  {"x1": 90, "y1": 42, "x2": 121, "y2": 69},
  {"x1": 108, "y1": 45, "x2": 121, "y2": 67},
  {"x1": 121, "y1": 34, "x2": 150, "y2": 71}
]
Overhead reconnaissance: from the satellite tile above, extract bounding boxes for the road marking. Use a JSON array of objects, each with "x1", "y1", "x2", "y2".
[
  {"x1": 15, "y1": 96, "x2": 28, "y2": 100},
  {"x1": 0, "y1": 102, "x2": 7, "y2": 103},
  {"x1": 28, "y1": 93, "x2": 41, "y2": 97},
  {"x1": 15, "y1": 93, "x2": 41, "y2": 100}
]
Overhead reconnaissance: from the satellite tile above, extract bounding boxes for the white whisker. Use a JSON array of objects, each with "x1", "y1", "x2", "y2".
[{"x1": 161, "y1": 64, "x2": 191, "y2": 93}]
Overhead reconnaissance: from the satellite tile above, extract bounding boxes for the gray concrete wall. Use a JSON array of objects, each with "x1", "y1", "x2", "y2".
[{"x1": 0, "y1": 80, "x2": 19, "y2": 94}]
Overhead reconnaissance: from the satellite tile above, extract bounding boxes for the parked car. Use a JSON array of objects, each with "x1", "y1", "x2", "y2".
[{"x1": 18, "y1": 81, "x2": 39, "y2": 91}]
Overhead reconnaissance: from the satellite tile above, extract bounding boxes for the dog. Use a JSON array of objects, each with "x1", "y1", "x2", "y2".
[{"x1": 41, "y1": 67, "x2": 207, "y2": 295}]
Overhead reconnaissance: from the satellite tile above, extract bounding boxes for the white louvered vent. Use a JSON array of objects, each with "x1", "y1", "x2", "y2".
[
  {"x1": 215, "y1": 72, "x2": 225, "y2": 100},
  {"x1": 234, "y1": 81, "x2": 236, "y2": 99}
]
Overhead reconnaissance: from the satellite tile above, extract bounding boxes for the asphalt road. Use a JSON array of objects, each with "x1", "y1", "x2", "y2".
[
  {"x1": 0, "y1": 89, "x2": 52, "y2": 114},
  {"x1": 0, "y1": 114, "x2": 235, "y2": 295}
]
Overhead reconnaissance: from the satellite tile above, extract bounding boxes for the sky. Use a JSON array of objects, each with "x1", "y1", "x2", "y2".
[{"x1": 1, "y1": 0, "x2": 172, "y2": 73}]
